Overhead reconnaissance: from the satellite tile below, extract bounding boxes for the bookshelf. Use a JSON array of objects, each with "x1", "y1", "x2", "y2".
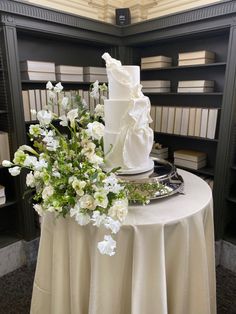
[{"x1": 0, "y1": 0, "x2": 236, "y2": 244}]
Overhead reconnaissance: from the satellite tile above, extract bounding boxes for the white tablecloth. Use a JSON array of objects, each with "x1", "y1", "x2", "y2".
[{"x1": 31, "y1": 170, "x2": 216, "y2": 314}]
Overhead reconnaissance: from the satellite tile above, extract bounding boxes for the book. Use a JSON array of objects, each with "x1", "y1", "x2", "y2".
[
  {"x1": 141, "y1": 62, "x2": 171, "y2": 70},
  {"x1": 28, "y1": 90, "x2": 36, "y2": 119},
  {"x1": 151, "y1": 152, "x2": 168, "y2": 159},
  {"x1": 84, "y1": 74, "x2": 108, "y2": 83},
  {"x1": 155, "y1": 106, "x2": 162, "y2": 132},
  {"x1": 0, "y1": 185, "x2": 5, "y2": 198},
  {"x1": 178, "y1": 58, "x2": 214, "y2": 66},
  {"x1": 194, "y1": 108, "x2": 202, "y2": 137},
  {"x1": 161, "y1": 107, "x2": 169, "y2": 133},
  {"x1": 180, "y1": 107, "x2": 190, "y2": 135},
  {"x1": 200, "y1": 108, "x2": 209, "y2": 137},
  {"x1": 55, "y1": 74, "x2": 83, "y2": 82},
  {"x1": 35, "y1": 89, "x2": 41, "y2": 111},
  {"x1": 20, "y1": 60, "x2": 55, "y2": 73},
  {"x1": 178, "y1": 80, "x2": 214, "y2": 88},
  {"x1": 150, "y1": 106, "x2": 156, "y2": 130},
  {"x1": 173, "y1": 107, "x2": 182, "y2": 135},
  {"x1": 141, "y1": 55, "x2": 172, "y2": 63},
  {"x1": 177, "y1": 87, "x2": 213, "y2": 93},
  {"x1": 0, "y1": 131, "x2": 10, "y2": 162},
  {"x1": 174, "y1": 149, "x2": 207, "y2": 162},
  {"x1": 142, "y1": 87, "x2": 170, "y2": 93},
  {"x1": 141, "y1": 80, "x2": 171, "y2": 88},
  {"x1": 0, "y1": 196, "x2": 6, "y2": 205},
  {"x1": 166, "y1": 107, "x2": 175, "y2": 134},
  {"x1": 40, "y1": 90, "x2": 47, "y2": 110},
  {"x1": 207, "y1": 108, "x2": 218, "y2": 139},
  {"x1": 174, "y1": 157, "x2": 206, "y2": 170},
  {"x1": 55, "y1": 65, "x2": 83, "y2": 74},
  {"x1": 83, "y1": 90, "x2": 90, "y2": 110},
  {"x1": 22, "y1": 90, "x2": 31, "y2": 121},
  {"x1": 83, "y1": 67, "x2": 106, "y2": 75},
  {"x1": 178, "y1": 50, "x2": 215, "y2": 60},
  {"x1": 21, "y1": 71, "x2": 56, "y2": 81},
  {"x1": 188, "y1": 108, "x2": 196, "y2": 136}
]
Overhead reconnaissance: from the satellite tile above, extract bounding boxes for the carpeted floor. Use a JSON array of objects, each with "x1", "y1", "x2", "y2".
[{"x1": 0, "y1": 264, "x2": 235, "y2": 314}]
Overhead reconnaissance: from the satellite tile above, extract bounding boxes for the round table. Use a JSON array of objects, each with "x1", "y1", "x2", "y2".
[{"x1": 31, "y1": 170, "x2": 216, "y2": 314}]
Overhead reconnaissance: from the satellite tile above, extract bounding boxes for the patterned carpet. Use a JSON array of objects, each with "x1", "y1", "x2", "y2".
[{"x1": 0, "y1": 264, "x2": 235, "y2": 314}]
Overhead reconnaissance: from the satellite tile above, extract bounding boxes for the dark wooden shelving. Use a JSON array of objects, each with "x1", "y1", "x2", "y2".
[
  {"x1": 231, "y1": 165, "x2": 236, "y2": 171},
  {"x1": 0, "y1": 200, "x2": 17, "y2": 209},
  {"x1": 141, "y1": 62, "x2": 226, "y2": 71},
  {"x1": 0, "y1": 233, "x2": 21, "y2": 249},
  {"x1": 175, "y1": 165, "x2": 214, "y2": 177},
  {"x1": 21, "y1": 80, "x2": 93, "y2": 85},
  {"x1": 155, "y1": 132, "x2": 218, "y2": 142},
  {"x1": 144, "y1": 92, "x2": 223, "y2": 96},
  {"x1": 226, "y1": 195, "x2": 236, "y2": 204},
  {"x1": 0, "y1": 110, "x2": 8, "y2": 114}
]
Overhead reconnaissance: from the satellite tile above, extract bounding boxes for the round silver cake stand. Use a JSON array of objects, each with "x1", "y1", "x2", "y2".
[{"x1": 117, "y1": 157, "x2": 184, "y2": 200}]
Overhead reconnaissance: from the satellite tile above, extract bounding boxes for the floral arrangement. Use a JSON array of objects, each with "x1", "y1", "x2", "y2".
[{"x1": 2, "y1": 81, "x2": 165, "y2": 256}]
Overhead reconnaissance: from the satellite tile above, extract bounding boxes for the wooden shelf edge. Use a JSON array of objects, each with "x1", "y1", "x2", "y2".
[
  {"x1": 0, "y1": 200, "x2": 17, "y2": 209},
  {"x1": 141, "y1": 62, "x2": 226, "y2": 71},
  {"x1": 154, "y1": 132, "x2": 218, "y2": 142}
]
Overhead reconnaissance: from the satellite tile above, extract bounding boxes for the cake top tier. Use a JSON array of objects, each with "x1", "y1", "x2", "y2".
[{"x1": 102, "y1": 52, "x2": 143, "y2": 100}]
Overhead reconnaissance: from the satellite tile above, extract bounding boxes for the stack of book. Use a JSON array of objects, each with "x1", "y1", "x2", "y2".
[
  {"x1": 56, "y1": 65, "x2": 83, "y2": 82},
  {"x1": 151, "y1": 143, "x2": 168, "y2": 159},
  {"x1": 0, "y1": 185, "x2": 6, "y2": 205},
  {"x1": 141, "y1": 55, "x2": 172, "y2": 70},
  {"x1": 20, "y1": 60, "x2": 56, "y2": 81},
  {"x1": 177, "y1": 80, "x2": 214, "y2": 93},
  {"x1": 142, "y1": 80, "x2": 171, "y2": 93},
  {"x1": 178, "y1": 50, "x2": 215, "y2": 66},
  {"x1": 0, "y1": 131, "x2": 10, "y2": 163},
  {"x1": 83, "y1": 67, "x2": 107, "y2": 83},
  {"x1": 174, "y1": 149, "x2": 207, "y2": 170}
]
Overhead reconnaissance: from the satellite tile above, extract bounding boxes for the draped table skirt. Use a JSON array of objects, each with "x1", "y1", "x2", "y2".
[{"x1": 31, "y1": 170, "x2": 216, "y2": 314}]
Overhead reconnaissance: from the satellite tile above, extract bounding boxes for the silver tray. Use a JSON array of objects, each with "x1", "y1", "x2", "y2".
[{"x1": 118, "y1": 157, "x2": 184, "y2": 200}]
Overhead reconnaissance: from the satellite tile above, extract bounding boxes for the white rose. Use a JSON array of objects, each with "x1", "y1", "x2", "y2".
[
  {"x1": 9, "y1": 166, "x2": 21, "y2": 176},
  {"x1": 26, "y1": 171, "x2": 35, "y2": 188},
  {"x1": 2, "y1": 160, "x2": 13, "y2": 167},
  {"x1": 86, "y1": 121, "x2": 104, "y2": 140},
  {"x1": 79, "y1": 194, "x2": 96, "y2": 211},
  {"x1": 42, "y1": 185, "x2": 54, "y2": 200},
  {"x1": 108, "y1": 199, "x2": 128, "y2": 222},
  {"x1": 37, "y1": 110, "x2": 53, "y2": 126}
]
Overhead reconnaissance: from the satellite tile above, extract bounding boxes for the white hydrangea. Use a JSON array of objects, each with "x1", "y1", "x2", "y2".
[
  {"x1": 103, "y1": 173, "x2": 123, "y2": 194},
  {"x1": 23, "y1": 155, "x2": 38, "y2": 167},
  {"x1": 91, "y1": 210, "x2": 107, "y2": 227},
  {"x1": 2, "y1": 160, "x2": 13, "y2": 167}
]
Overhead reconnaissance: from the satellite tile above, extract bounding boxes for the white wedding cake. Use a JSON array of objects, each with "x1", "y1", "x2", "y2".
[{"x1": 102, "y1": 53, "x2": 154, "y2": 174}]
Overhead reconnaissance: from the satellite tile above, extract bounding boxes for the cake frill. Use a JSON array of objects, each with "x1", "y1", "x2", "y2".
[{"x1": 102, "y1": 52, "x2": 154, "y2": 174}]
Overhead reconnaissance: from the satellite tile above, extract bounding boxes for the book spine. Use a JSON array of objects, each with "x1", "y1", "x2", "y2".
[
  {"x1": 200, "y1": 108, "x2": 209, "y2": 138},
  {"x1": 180, "y1": 108, "x2": 190, "y2": 135},
  {"x1": 155, "y1": 106, "x2": 162, "y2": 132},
  {"x1": 194, "y1": 108, "x2": 202, "y2": 137},
  {"x1": 188, "y1": 108, "x2": 196, "y2": 136},
  {"x1": 22, "y1": 90, "x2": 31, "y2": 122},
  {"x1": 166, "y1": 107, "x2": 175, "y2": 134},
  {"x1": 161, "y1": 107, "x2": 169, "y2": 133},
  {"x1": 206, "y1": 108, "x2": 218, "y2": 139},
  {"x1": 173, "y1": 107, "x2": 182, "y2": 135},
  {"x1": 150, "y1": 106, "x2": 156, "y2": 130}
]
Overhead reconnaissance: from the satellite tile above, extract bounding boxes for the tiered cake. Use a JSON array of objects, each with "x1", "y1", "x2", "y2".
[{"x1": 102, "y1": 53, "x2": 154, "y2": 174}]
